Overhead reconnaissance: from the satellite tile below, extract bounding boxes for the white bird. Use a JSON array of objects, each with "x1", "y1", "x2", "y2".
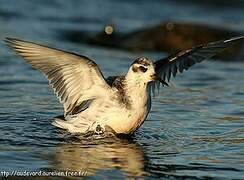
[{"x1": 5, "y1": 36, "x2": 244, "y2": 136}]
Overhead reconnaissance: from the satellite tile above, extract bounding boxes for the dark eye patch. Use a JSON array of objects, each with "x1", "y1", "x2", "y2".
[{"x1": 139, "y1": 66, "x2": 148, "y2": 73}]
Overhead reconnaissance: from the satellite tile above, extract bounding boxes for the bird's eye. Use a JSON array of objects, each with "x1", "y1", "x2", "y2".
[{"x1": 139, "y1": 66, "x2": 147, "y2": 73}]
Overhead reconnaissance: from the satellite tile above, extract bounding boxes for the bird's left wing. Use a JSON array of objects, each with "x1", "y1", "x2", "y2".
[
  {"x1": 151, "y1": 36, "x2": 244, "y2": 94},
  {"x1": 5, "y1": 38, "x2": 111, "y2": 116}
]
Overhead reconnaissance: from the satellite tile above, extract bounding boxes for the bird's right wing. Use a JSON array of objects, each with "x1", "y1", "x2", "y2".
[
  {"x1": 151, "y1": 36, "x2": 244, "y2": 94},
  {"x1": 5, "y1": 38, "x2": 111, "y2": 116}
]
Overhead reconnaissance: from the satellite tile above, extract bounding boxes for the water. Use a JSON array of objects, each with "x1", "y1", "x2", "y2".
[{"x1": 0, "y1": 0, "x2": 244, "y2": 179}]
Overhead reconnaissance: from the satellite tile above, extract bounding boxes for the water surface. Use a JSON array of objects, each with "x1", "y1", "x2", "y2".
[{"x1": 0, "y1": 0, "x2": 244, "y2": 179}]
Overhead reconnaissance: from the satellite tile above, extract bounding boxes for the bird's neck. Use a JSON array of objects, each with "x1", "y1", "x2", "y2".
[{"x1": 124, "y1": 76, "x2": 149, "y2": 109}]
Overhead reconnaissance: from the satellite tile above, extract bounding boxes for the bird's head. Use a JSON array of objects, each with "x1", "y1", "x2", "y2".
[
  {"x1": 127, "y1": 57, "x2": 168, "y2": 86},
  {"x1": 129, "y1": 57, "x2": 155, "y2": 83}
]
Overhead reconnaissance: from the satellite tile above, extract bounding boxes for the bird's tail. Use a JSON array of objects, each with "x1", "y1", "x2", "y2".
[{"x1": 52, "y1": 115, "x2": 90, "y2": 134}]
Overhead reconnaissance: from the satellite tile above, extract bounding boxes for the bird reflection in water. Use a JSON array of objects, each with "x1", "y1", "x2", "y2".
[{"x1": 50, "y1": 135, "x2": 147, "y2": 177}]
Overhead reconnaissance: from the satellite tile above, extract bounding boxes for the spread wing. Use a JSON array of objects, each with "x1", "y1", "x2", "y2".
[
  {"x1": 151, "y1": 36, "x2": 244, "y2": 94},
  {"x1": 5, "y1": 38, "x2": 111, "y2": 116}
]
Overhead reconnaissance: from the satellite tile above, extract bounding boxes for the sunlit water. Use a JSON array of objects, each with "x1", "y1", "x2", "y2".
[{"x1": 0, "y1": 0, "x2": 244, "y2": 179}]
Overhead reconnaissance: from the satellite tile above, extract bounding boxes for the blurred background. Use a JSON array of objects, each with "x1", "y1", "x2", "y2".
[
  {"x1": 0, "y1": 0, "x2": 244, "y2": 57},
  {"x1": 0, "y1": 0, "x2": 244, "y2": 179}
]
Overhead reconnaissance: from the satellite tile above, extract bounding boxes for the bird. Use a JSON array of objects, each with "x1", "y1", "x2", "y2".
[{"x1": 5, "y1": 36, "x2": 244, "y2": 136}]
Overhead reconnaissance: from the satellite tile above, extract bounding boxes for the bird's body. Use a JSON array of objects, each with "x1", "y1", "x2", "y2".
[
  {"x1": 5, "y1": 36, "x2": 244, "y2": 136},
  {"x1": 54, "y1": 74, "x2": 151, "y2": 134}
]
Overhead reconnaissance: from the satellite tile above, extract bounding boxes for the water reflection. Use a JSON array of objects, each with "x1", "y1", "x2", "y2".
[{"x1": 51, "y1": 137, "x2": 146, "y2": 176}]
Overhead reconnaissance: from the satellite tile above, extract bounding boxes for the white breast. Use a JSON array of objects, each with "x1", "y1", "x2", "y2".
[{"x1": 98, "y1": 88, "x2": 151, "y2": 134}]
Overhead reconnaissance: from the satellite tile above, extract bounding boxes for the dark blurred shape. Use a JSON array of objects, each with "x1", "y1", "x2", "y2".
[
  {"x1": 168, "y1": 0, "x2": 244, "y2": 8},
  {"x1": 0, "y1": 9, "x2": 24, "y2": 20},
  {"x1": 58, "y1": 22, "x2": 243, "y2": 60}
]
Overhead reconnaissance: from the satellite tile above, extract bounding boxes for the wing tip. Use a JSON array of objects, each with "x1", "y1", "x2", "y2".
[
  {"x1": 223, "y1": 36, "x2": 244, "y2": 43},
  {"x1": 4, "y1": 37, "x2": 35, "y2": 48},
  {"x1": 4, "y1": 37, "x2": 18, "y2": 43},
  {"x1": 4, "y1": 37, "x2": 23, "y2": 48}
]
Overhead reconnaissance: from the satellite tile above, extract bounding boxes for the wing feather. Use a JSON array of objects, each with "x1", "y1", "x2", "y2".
[
  {"x1": 152, "y1": 36, "x2": 244, "y2": 94},
  {"x1": 5, "y1": 37, "x2": 110, "y2": 116}
]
